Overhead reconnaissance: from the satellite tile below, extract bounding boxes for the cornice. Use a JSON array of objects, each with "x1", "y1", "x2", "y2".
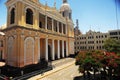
[{"x1": 2, "y1": 26, "x2": 68, "y2": 38}]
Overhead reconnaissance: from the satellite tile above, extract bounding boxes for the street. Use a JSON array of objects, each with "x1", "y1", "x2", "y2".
[{"x1": 40, "y1": 64, "x2": 83, "y2": 80}]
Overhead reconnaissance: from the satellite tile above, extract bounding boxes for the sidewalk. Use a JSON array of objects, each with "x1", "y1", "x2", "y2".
[{"x1": 28, "y1": 58, "x2": 75, "y2": 80}]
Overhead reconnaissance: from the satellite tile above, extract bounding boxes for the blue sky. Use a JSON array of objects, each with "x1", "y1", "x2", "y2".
[{"x1": 0, "y1": 0, "x2": 120, "y2": 33}]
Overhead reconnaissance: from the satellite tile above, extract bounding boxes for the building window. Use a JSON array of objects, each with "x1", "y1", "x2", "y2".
[
  {"x1": 75, "y1": 47, "x2": 76, "y2": 49},
  {"x1": 63, "y1": 24, "x2": 66, "y2": 34},
  {"x1": 39, "y1": 22, "x2": 42, "y2": 28},
  {"x1": 101, "y1": 35, "x2": 103, "y2": 38},
  {"x1": 0, "y1": 50, "x2": 2, "y2": 60},
  {"x1": 102, "y1": 40, "x2": 104, "y2": 43},
  {"x1": 26, "y1": 8, "x2": 33, "y2": 25},
  {"x1": 10, "y1": 8, "x2": 15, "y2": 24},
  {"x1": 105, "y1": 35, "x2": 107, "y2": 38},
  {"x1": 69, "y1": 13, "x2": 71, "y2": 19},
  {"x1": 0, "y1": 41, "x2": 3, "y2": 47},
  {"x1": 59, "y1": 22, "x2": 62, "y2": 33},
  {"x1": 62, "y1": 12, "x2": 65, "y2": 17}
]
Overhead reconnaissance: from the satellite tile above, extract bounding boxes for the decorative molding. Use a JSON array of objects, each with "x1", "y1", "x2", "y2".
[
  {"x1": 21, "y1": 35, "x2": 25, "y2": 38},
  {"x1": 21, "y1": 29, "x2": 24, "y2": 35},
  {"x1": 25, "y1": 6, "x2": 35, "y2": 15},
  {"x1": 8, "y1": 5, "x2": 16, "y2": 13},
  {"x1": 29, "y1": 31, "x2": 32, "y2": 35}
]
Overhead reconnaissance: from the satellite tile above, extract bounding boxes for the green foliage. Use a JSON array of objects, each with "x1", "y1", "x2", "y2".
[
  {"x1": 104, "y1": 38, "x2": 120, "y2": 54},
  {"x1": 75, "y1": 50, "x2": 120, "y2": 79},
  {"x1": 75, "y1": 50, "x2": 103, "y2": 73}
]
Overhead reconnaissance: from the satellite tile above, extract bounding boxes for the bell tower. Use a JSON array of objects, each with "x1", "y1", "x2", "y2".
[
  {"x1": 60, "y1": 0, "x2": 72, "y2": 20},
  {"x1": 6, "y1": 0, "x2": 26, "y2": 27},
  {"x1": 6, "y1": 0, "x2": 39, "y2": 29}
]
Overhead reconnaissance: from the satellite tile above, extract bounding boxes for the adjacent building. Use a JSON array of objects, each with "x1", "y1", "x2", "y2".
[
  {"x1": 109, "y1": 29, "x2": 120, "y2": 40},
  {"x1": 0, "y1": 0, "x2": 74, "y2": 67},
  {"x1": 75, "y1": 30, "x2": 109, "y2": 53}
]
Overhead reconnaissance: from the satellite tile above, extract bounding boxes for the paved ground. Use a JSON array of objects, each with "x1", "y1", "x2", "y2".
[
  {"x1": 40, "y1": 64, "x2": 82, "y2": 80},
  {"x1": 28, "y1": 58, "x2": 83, "y2": 80}
]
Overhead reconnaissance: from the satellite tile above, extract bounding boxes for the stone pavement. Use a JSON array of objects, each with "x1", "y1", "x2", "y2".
[{"x1": 28, "y1": 58, "x2": 78, "y2": 80}]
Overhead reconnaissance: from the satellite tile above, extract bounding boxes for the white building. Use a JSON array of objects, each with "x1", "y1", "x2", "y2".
[
  {"x1": 75, "y1": 30, "x2": 109, "y2": 53},
  {"x1": 109, "y1": 29, "x2": 120, "y2": 40}
]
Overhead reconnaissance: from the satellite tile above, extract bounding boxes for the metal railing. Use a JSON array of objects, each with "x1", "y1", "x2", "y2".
[{"x1": 12, "y1": 66, "x2": 52, "y2": 80}]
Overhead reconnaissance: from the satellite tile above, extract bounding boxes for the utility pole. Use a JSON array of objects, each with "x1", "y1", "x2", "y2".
[{"x1": 115, "y1": 0, "x2": 119, "y2": 29}]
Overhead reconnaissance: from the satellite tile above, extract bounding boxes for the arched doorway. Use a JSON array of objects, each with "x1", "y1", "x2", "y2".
[
  {"x1": 48, "y1": 45, "x2": 52, "y2": 61},
  {"x1": 8, "y1": 37, "x2": 14, "y2": 66},
  {"x1": 24, "y1": 37, "x2": 34, "y2": 65}
]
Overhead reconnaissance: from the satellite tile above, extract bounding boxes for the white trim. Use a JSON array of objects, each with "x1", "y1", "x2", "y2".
[
  {"x1": 9, "y1": 5, "x2": 16, "y2": 13},
  {"x1": 25, "y1": 6, "x2": 35, "y2": 14}
]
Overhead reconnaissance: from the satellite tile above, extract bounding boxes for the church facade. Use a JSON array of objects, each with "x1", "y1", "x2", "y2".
[{"x1": 0, "y1": 0, "x2": 74, "y2": 67}]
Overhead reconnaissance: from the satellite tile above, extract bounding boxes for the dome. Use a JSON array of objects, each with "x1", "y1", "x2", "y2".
[
  {"x1": 60, "y1": 3, "x2": 71, "y2": 12},
  {"x1": 60, "y1": 0, "x2": 72, "y2": 20}
]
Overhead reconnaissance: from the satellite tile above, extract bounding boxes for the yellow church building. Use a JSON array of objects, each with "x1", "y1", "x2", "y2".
[{"x1": 0, "y1": 0, "x2": 74, "y2": 68}]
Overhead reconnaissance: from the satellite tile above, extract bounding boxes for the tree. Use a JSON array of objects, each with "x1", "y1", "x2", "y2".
[
  {"x1": 75, "y1": 50, "x2": 103, "y2": 80},
  {"x1": 101, "y1": 52, "x2": 120, "y2": 80},
  {"x1": 76, "y1": 50, "x2": 120, "y2": 80},
  {"x1": 104, "y1": 38, "x2": 120, "y2": 54}
]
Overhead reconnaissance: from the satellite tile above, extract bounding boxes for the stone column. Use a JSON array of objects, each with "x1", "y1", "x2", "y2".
[
  {"x1": 35, "y1": 37, "x2": 39, "y2": 63},
  {"x1": 57, "y1": 40, "x2": 60, "y2": 59},
  {"x1": 57, "y1": 21, "x2": 59, "y2": 33},
  {"x1": 52, "y1": 19, "x2": 54, "y2": 31},
  {"x1": 38, "y1": 38, "x2": 40, "y2": 61},
  {"x1": 62, "y1": 23, "x2": 63, "y2": 34},
  {"x1": 66, "y1": 41, "x2": 68, "y2": 57},
  {"x1": 45, "y1": 16, "x2": 47, "y2": 30},
  {"x1": 65, "y1": 25, "x2": 67, "y2": 35},
  {"x1": 52, "y1": 39, "x2": 55, "y2": 60},
  {"x1": 62, "y1": 40, "x2": 64, "y2": 58},
  {"x1": 45, "y1": 38, "x2": 48, "y2": 61}
]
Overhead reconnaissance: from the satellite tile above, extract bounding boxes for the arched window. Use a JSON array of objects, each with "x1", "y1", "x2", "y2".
[
  {"x1": 26, "y1": 9, "x2": 33, "y2": 25},
  {"x1": 10, "y1": 8, "x2": 15, "y2": 24}
]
